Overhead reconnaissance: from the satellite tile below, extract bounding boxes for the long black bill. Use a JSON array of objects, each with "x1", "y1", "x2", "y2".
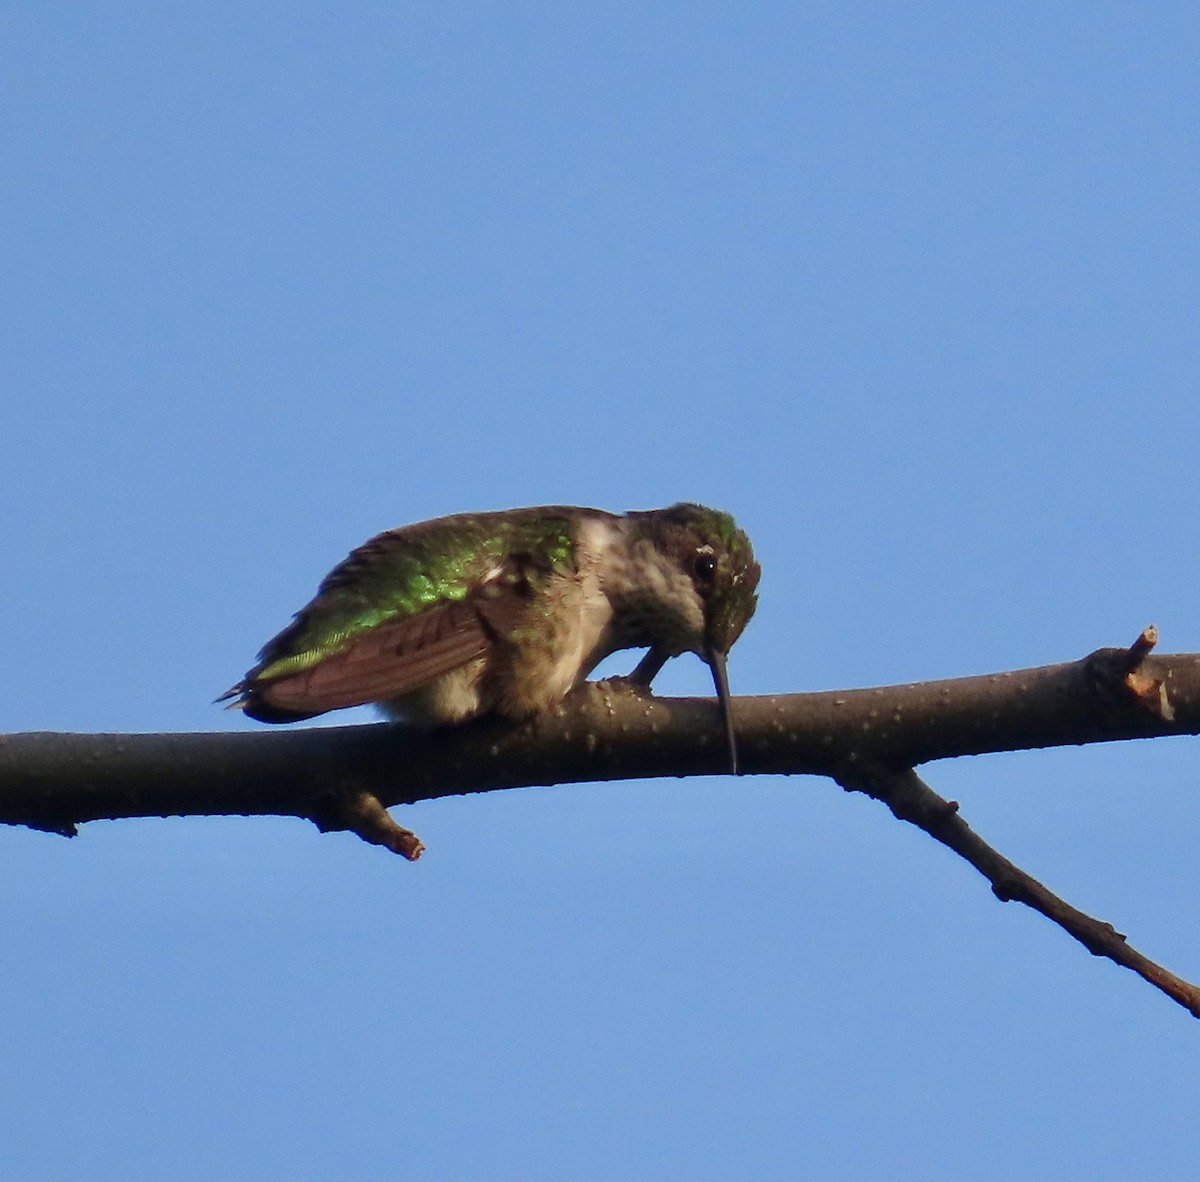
[{"x1": 706, "y1": 646, "x2": 740, "y2": 775}]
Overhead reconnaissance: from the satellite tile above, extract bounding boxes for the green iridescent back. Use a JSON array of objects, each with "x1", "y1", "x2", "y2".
[{"x1": 251, "y1": 508, "x2": 597, "y2": 684}]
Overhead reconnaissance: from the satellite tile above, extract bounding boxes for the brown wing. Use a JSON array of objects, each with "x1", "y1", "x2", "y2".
[{"x1": 239, "y1": 590, "x2": 527, "y2": 722}]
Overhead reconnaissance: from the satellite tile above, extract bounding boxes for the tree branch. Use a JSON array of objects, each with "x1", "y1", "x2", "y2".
[
  {"x1": 836, "y1": 761, "x2": 1200, "y2": 1019},
  {"x1": 4, "y1": 632, "x2": 1194, "y2": 831},
  {"x1": 2, "y1": 630, "x2": 1198, "y2": 1015}
]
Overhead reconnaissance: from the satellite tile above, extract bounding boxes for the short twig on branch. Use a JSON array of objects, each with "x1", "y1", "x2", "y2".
[{"x1": 311, "y1": 788, "x2": 426, "y2": 860}]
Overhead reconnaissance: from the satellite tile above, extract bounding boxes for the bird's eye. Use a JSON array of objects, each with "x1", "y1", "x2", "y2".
[{"x1": 692, "y1": 548, "x2": 717, "y2": 588}]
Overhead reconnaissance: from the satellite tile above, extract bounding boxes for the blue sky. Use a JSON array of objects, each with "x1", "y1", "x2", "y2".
[{"x1": 4, "y1": 3, "x2": 1200, "y2": 1178}]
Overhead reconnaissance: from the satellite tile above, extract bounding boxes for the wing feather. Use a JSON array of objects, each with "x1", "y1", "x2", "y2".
[{"x1": 232, "y1": 586, "x2": 533, "y2": 721}]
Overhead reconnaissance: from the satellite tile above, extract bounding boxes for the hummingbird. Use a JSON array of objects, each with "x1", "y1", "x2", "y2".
[{"x1": 220, "y1": 503, "x2": 760, "y2": 771}]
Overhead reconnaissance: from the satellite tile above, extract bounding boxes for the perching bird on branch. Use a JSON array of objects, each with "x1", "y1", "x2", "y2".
[{"x1": 221, "y1": 503, "x2": 760, "y2": 770}]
